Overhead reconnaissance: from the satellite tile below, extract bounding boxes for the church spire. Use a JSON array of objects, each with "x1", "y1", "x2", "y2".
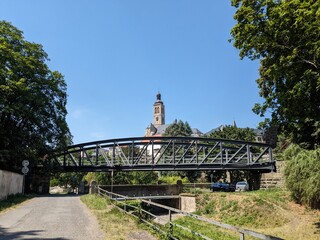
[
  {"x1": 153, "y1": 92, "x2": 165, "y2": 126},
  {"x1": 156, "y1": 92, "x2": 161, "y2": 101}
]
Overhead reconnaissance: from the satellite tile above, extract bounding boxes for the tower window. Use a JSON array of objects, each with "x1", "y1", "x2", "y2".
[{"x1": 155, "y1": 107, "x2": 159, "y2": 114}]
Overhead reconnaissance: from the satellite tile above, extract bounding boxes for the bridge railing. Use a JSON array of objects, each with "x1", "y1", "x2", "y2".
[
  {"x1": 96, "y1": 186, "x2": 283, "y2": 240},
  {"x1": 51, "y1": 137, "x2": 275, "y2": 172}
]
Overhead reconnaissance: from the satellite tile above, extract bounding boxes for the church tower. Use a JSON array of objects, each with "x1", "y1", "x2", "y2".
[{"x1": 153, "y1": 92, "x2": 165, "y2": 126}]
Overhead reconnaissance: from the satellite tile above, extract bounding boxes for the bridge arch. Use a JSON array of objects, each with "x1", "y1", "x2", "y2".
[{"x1": 50, "y1": 137, "x2": 276, "y2": 173}]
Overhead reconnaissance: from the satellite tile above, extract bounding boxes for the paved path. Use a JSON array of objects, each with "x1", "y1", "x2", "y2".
[{"x1": 0, "y1": 195, "x2": 105, "y2": 240}]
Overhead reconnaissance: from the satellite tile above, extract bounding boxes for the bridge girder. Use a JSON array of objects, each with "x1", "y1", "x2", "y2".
[{"x1": 50, "y1": 137, "x2": 276, "y2": 173}]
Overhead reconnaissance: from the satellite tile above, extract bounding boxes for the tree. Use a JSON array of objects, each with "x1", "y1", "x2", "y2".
[
  {"x1": 163, "y1": 119, "x2": 192, "y2": 137},
  {"x1": 207, "y1": 125, "x2": 259, "y2": 188},
  {"x1": 83, "y1": 171, "x2": 158, "y2": 185},
  {"x1": 230, "y1": 0, "x2": 320, "y2": 149},
  {"x1": 51, "y1": 172, "x2": 85, "y2": 192},
  {"x1": 0, "y1": 21, "x2": 71, "y2": 171},
  {"x1": 207, "y1": 125, "x2": 256, "y2": 142}
]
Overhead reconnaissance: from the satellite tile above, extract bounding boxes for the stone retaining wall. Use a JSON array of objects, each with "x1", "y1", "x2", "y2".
[{"x1": 260, "y1": 161, "x2": 286, "y2": 189}]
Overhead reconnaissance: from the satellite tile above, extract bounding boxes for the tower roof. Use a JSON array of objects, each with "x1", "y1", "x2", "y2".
[
  {"x1": 154, "y1": 92, "x2": 163, "y2": 104},
  {"x1": 156, "y1": 92, "x2": 161, "y2": 101}
]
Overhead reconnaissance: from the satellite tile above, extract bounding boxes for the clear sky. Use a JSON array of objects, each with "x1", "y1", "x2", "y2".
[{"x1": 1, "y1": 0, "x2": 265, "y2": 144}]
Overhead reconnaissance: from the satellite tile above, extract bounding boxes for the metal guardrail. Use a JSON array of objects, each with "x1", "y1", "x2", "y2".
[{"x1": 96, "y1": 186, "x2": 283, "y2": 240}]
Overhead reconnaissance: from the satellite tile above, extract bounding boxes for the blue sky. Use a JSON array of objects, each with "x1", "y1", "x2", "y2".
[{"x1": 1, "y1": 1, "x2": 265, "y2": 144}]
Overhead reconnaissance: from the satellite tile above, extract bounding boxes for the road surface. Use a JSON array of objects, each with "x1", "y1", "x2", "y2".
[{"x1": 0, "y1": 195, "x2": 105, "y2": 240}]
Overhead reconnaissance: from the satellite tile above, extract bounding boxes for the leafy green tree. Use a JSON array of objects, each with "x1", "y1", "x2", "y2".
[
  {"x1": 83, "y1": 171, "x2": 158, "y2": 185},
  {"x1": 0, "y1": 21, "x2": 71, "y2": 170},
  {"x1": 230, "y1": 0, "x2": 320, "y2": 149},
  {"x1": 163, "y1": 119, "x2": 192, "y2": 137},
  {"x1": 51, "y1": 172, "x2": 85, "y2": 192},
  {"x1": 207, "y1": 125, "x2": 258, "y2": 188},
  {"x1": 208, "y1": 125, "x2": 256, "y2": 142},
  {"x1": 84, "y1": 172, "x2": 110, "y2": 185}
]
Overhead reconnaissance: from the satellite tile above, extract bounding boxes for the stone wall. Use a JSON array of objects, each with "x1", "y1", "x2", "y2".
[
  {"x1": 99, "y1": 184, "x2": 182, "y2": 197},
  {"x1": 260, "y1": 161, "x2": 286, "y2": 189},
  {"x1": 0, "y1": 170, "x2": 23, "y2": 200}
]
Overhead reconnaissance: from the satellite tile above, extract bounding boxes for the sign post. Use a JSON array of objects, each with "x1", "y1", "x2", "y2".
[{"x1": 21, "y1": 160, "x2": 29, "y2": 195}]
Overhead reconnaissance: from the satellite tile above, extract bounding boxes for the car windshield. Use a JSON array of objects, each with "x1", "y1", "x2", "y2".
[{"x1": 237, "y1": 182, "x2": 246, "y2": 185}]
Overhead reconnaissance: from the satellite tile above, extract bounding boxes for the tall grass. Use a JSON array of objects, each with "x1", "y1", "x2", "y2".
[
  {"x1": 284, "y1": 145, "x2": 320, "y2": 208},
  {"x1": 0, "y1": 194, "x2": 34, "y2": 212}
]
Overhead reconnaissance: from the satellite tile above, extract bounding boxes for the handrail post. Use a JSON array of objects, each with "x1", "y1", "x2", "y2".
[
  {"x1": 138, "y1": 201, "x2": 142, "y2": 222},
  {"x1": 168, "y1": 209, "x2": 173, "y2": 238},
  {"x1": 240, "y1": 232, "x2": 245, "y2": 240},
  {"x1": 269, "y1": 147, "x2": 272, "y2": 162},
  {"x1": 220, "y1": 141, "x2": 223, "y2": 164}
]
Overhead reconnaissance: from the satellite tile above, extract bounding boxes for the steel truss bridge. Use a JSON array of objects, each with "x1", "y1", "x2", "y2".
[{"x1": 50, "y1": 137, "x2": 276, "y2": 173}]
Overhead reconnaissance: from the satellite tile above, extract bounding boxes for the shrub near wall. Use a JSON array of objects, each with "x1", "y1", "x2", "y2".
[
  {"x1": 0, "y1": 170, "x2": 23, "y2": 200},
  {"x1": 284, "y1": 145, "x2": 320, "y2": 209}
]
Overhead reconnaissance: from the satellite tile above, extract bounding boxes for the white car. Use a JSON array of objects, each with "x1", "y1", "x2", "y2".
[{"x1": 235, "y1": 181, "x2": 249, "y2": 191}]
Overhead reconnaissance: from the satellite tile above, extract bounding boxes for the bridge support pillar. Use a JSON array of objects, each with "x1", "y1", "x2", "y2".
[
  {"x1": 89, "y1": 181, "x2": 97, "y2": 194},
  {"x1": 248, "y1": 171, "x2": 261, "y2": 190}
]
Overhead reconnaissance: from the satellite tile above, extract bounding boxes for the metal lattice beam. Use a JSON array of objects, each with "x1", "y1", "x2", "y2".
[{"x1": 51, "y1": 137, "x2": 276, "y2": 172}]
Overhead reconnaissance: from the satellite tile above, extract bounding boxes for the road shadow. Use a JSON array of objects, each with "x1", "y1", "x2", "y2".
[
  {"x1": 0, "y1": 227, "x2": 70, "y2": 240},
  {"x1": 37, "y1": 193, "x2": 84, "y2": 198}
]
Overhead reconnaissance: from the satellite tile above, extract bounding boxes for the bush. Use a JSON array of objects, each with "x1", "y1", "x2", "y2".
[
  {"x1": 284, "y1": 145, "x2": 320, "y2": 209},
  {"x1": 159, "y1": 175, "x2": 190, "y2": 184}
]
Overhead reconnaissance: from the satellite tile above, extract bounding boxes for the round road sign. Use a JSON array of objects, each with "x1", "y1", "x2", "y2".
[
  {"x1": 22, "y1": 160, "x2": 29, "y2": 167},
  {"x1": 22, "y1": 166, "x2": 29, "y2": 174}
]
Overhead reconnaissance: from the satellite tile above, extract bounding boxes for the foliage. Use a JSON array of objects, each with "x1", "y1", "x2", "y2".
[
  {"x1": 230, "y1": 0, "x2": 320, "y2": 149},
  {"x1": 80, "y1": 194, "x2": 150, "y2": 240},
  {"x1": 113, "y1": 171, "x2": 158, "y2": 184},
  {"x1": 50, "y1": 178, "x2": 59, "y2": 187},
  {"x1": 206, "y1": 170, "x2": 227, "y2": 183},
  {"x1": 272, "y1": 132, "x2": 292, "y2": 160},
  {"x1": 163, "y1": 119, "x2": 192, "y2": 137},
  {"x1": 51, "y1": 172, "x2": 85, "y2": 191},
  {"x1": 207, "y1": 125, "x2": 256, "y2": 184},
  {"x1": 207, "y1": 125, "x2": 256, "y2": 142},
  {"x1": 80, "y1": 194, "x2": 111, "y2": 210},
  {"x1": 158, "y1": 175, "x2": 190, "y2": 184},
  {"x1": 0, "y1": 21, "x2": 71, "y2": 171},
  {"x1": 258, "y1": 119, "x2": 278, "y2": 147},
  {"x1": 83, "y1": 172, "x2": 110, "y2": 185},
  {"x1": 83, "y1": 171, "x2": 158, "y2": 185},
  {"x1": 284, "y1": 144, "x2": 320, "y2": 209},
  {"x1": 196, "y1": 190, "x2": 290, "y2": 229},
  {"x1": 0, "y1": 194, "x2": 34, "y2": 212},
  {"x1": 172, "y1": 216, "x2": 238, "y2": 240}
]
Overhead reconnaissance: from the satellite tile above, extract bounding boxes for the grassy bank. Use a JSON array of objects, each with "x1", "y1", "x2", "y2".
[
  {"x1": 81, "y1": 190, "x2": 320, "y2": 240},
  {"x1": 80, "y1": 194, "x2": 158, "y2": 240},
  {"x1": 0, "y1": 194, "x2": 34, "y2": 213},
  {"x1": 191, "y1": 189, "x2": 320, "y2": 240}
]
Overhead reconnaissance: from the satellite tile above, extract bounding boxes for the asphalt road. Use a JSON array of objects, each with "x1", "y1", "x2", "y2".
[{"x1": 0, "y1": 195, "x2": 105, "y2": 240}]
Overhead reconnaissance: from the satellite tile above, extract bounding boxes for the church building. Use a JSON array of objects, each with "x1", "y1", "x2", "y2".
[{"x1": 145, "y1": 93, "x2": 203, "y2": 137}]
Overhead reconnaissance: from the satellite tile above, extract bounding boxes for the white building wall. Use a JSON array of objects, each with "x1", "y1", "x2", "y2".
[{"x1": 0, "y1": 170, "x2": 23, "y2": 200}]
